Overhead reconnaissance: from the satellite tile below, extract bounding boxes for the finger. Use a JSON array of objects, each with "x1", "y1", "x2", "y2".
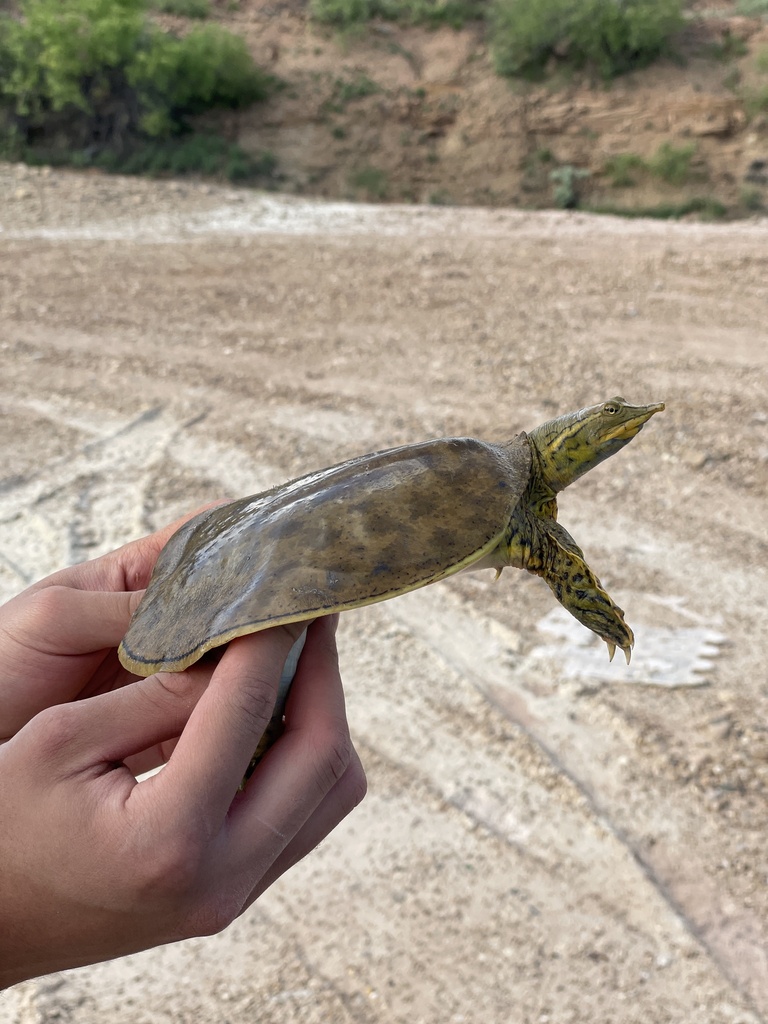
[
  {"x1": 101, "y1": 669, "x2": 214, "y2": 767},
  {"x1": 151, "y1": 624, "x2": 305, "y2": 830},
  {"x1": 1, "y1": 586, "x2": 141, "y2": 658},
  {"x1": 225, "y1": 617, "x2": 352, "y2": 874},
  {"x1": 33, "y1": 663, "x2": 213, "y2": 779},
  {"x1": 247, "y1": 746, "x2": 367, "y2": 903},
  {"x1": 0, "y1": 587, "x2": 144, "y2": 736}
]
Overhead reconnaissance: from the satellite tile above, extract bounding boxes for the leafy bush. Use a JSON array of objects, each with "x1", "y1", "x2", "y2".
[
  {"x1": 310, "y1": 0, "x2": 371, "y2": 24},
  {"x1": 102, "y1": 135, "x2": 272, "y2": 179},
  {"x1": 321, "y1": 72, "x2": 380, "y2": 113},
  {"x1": 589, "y1": 197, "x2": 727, "y2": 220},
  {"x1": 349, "y1": 165, "x2": 388, "y2": 198},
  {"x1": 649, "y1": 141, "x2": 696, "y2": 185},
  {"x1": 0, "y1": 0, "x2": 270, "y2": 162},
  {"x1": 550, "y1": 164, "x2": 590, "y2": 208},
  {"x1": 735, "y1": 0, "x2": 768, "y2": 14},
  {"x1": 151, "y1": 0, "x2": 210, "y2": 15},
  {"x1": 744, "y1": 84, "x2": 768, "y2": 117},
  {"x1": 310, "y1": 0, "x2": 486, "y2": 29},
  {"x1": 129, "y1": 24, "x2": 270, "y2": 137},
  {"x1": 490, "y1": 0, "x2": 683, "y2": 79},
  {"x1": 604, "y1": 151, "x2": 646, "y2": 186}
]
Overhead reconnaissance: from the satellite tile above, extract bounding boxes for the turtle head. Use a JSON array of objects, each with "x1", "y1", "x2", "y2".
[{"x1": 528, "y1": 397, "x2": 665, "y2": 494}]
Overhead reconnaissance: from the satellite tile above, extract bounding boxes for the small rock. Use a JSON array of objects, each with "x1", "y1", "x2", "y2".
[{"x1": 681, "y1": 449, "x2": 708, "y2": 470}]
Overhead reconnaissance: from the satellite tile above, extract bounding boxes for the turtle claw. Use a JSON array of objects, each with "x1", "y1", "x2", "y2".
[{"x1": 606, "y1": 641, "x2": 633, "y2": 665}]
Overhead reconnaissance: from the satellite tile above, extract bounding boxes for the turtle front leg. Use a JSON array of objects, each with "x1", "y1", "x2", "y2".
[{"x1": 531, "y1": 522, "x2": 635, "y2": 663}]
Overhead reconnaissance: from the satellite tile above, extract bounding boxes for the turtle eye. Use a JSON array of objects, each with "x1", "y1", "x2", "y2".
[{"x1": 603, "y1": 402, "x2": 619, "y2": 415}]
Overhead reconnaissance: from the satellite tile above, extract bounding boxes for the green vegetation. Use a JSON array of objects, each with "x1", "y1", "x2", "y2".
[
  {"x1": 321, "y1": 71, "x2": 380, "y2": 114},
  {"x1": 334, "y1": 72, "x2": 380, "y2": 104},
  {"x1": 490, "y1": 0, "x2": 683, "y2": 80},
  {"x1": 649, "y1": 141, "x2": 697, "y2": 185},
  {"x1": 106, "y1": 136, "x2": 275, "y2": 180},
  {"x1": 310, "y1": 0, "x2": 487, "y2": 29},
  {"x1": 549, "y1": 164, "x2": 590, "y2": 208},
  {"x1": 738, "y1": 49, "x2": 768, "y2": 118},
  {"x1": 735, "y1": 0, "x2": 768, "y2": 14},
  {"x1": 589, "y1": 197, "x2": 727, "y2": 220},
  {"x1": 705, "y1": 31, "x2": 747, "y2": 62},
  {"x1": 739, "y1": 186, "x2": 764, "y2": 211},
  {"x1": 602, "y1": 143, "x2": 701, "y2": 189},
  {"x1": 150, "y1": 0, "x2": 211, "y2": 16},
  {"x1": 603, "y1": 152, "x2": 645, "y2": 186},
  {"x1": 349, "y1": 165, "x2": 388, "y2": 198},
  {"x1": 0, "y1": 0, "x2": 272, "y2": 179},
  {"x1": 744, "y1": 84, "x2": 768, "y2": 116}
]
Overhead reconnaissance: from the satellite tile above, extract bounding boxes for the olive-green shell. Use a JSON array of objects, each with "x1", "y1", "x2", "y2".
[{"x1": 118, "y1": 434, "x2": 532, "y2": 675}]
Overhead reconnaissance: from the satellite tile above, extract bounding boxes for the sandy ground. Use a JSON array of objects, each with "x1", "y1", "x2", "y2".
[{"x1": 0, "y1": 163, "x2": 767, "y2": 1023}]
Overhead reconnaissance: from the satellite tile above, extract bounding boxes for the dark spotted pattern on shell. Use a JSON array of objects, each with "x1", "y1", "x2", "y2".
[{"x1": 119, "y1": 435, "x2": 532, "y2": 675}]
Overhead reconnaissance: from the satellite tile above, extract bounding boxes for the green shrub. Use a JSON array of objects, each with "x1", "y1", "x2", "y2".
[
  {"x1": 0, "y1": 0, "x2": 270, "y2": 160},
  {"x1": 604, "y1": 151, "x2": 646, "y2": 186},
  {"x1": 490, "y1": 0, "x2": 683, "y2": 79},
  {"x1": 349, "y1": 165, "x2": 388, "y2": 198},
  {"x1": 333, "y1": 72, "x2": 379, "y2": 103},
  {"x1": 0, "y1": 0, "x2": 147, "y2": 127},
  {"x1": 310, "y1": 0, "x2": 486, "y2": 28},
  {"x1": 735, "y1": 0, "x2": 768, "y2": 15},
  {"x1": 704, "y1": 30, "x2": 748, "y2": 61},
  {"x1": 588, "y1": 197, "x2": 727, "y2": 219},
  {"x1": 740, "y1": 186, "x2": 764, "y2": 211},
  {"x1": 151, "y1": 0, "x2": 210, "y2": 15},
  {"x1": 310, "y1": 0, "x2": 371, "y2": 26},
  {"x1": 744, "y1": 84, "x2": 768, "y2": 116},
  {"x1": 104, "y1": 135, "x2": 276, "y2": 180},
  {"x1": 129, "y1": 24, "x2": 270, "y2": 136},
  {"x1": 649, "y1": 141, "x2": 696, "y2": 185},
  {"x1": 550, "y1": 164, "x2": 590, "y2": 208}
]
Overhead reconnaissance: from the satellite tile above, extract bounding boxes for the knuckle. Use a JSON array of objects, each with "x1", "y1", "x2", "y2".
[
  {"x1": 20, "y1": 585, "x2": 70, "y2": 632},
  {"x1": 149, "y1": 670, "x2": 198, "y2": 705},
  {"x1": 310, "y1": 722, "x2": 354, "y2": 794},
  {"x1": 231, "y1": 676, "x2": 278, "y2": 736},
  {"x1": 29, "y1": 702, "x2": 82, "y2": 764},
  {"x1": 182, "y1": 889, "x2": 246, "y2": 938}
]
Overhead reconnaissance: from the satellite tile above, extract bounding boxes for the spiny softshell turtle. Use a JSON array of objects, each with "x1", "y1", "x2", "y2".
[{"x1": 119, "y1": 397, "x2": 664, "y2": 679}]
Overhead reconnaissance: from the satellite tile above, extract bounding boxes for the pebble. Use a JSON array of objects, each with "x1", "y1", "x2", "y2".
[{"x1": 681, "y1": 449, "x2": 709, "y2": 470}]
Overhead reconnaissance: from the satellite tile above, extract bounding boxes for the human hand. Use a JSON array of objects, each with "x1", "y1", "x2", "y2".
[
  {"x1": 0, "y1": 512, "x2": 200, "y2": 749},
  {"x1": 0, "y1": 525, "x2": 366, "y2": 987}
]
